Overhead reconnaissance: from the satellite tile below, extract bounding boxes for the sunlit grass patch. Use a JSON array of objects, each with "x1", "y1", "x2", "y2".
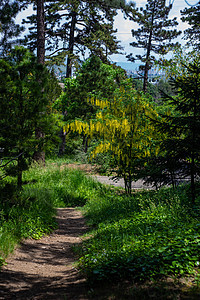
[
  {"x1": 78, "y1": 186, "x2": 200, "y2": 282},
  {"x1": 23, "y1": 160, "x2": 107, "y2": 208}
]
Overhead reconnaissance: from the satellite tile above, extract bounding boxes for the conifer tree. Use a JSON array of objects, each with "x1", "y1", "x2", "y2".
[
  {"x1": 181, "y1": 2, "x2": 200, "y2": 50},
  {"x1": 0, "y1": 46, "x2": 61, "y2": 187},
  {"x1": 126, "y1": 0, "x2": 181, "y2": 92},
  {"x1": 154, "y1": 53, "x2": 200, "y2": 204},
  {"x1": 0, "y1": 0, "x2": 24, "y2": 56},
  {"x1": 22, "y1": 0, "x2": 124, "y2": 77}
]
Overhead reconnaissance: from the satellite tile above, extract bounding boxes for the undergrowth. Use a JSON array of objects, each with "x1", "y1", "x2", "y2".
[
  {"x1": 0, "y1": 182, "x2": 57, "y2": 266},
  {"x1": 78, "y1": 185, "x2": 200, "y2": 283}
]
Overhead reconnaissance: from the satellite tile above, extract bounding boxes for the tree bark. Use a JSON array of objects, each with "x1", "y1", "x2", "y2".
[
  {"x1": 66, "y1": 11, "x2": 76, "y2": 78},
  {"x1": 34, "y1": 0, "x2": 45, "y2": 164},
  {"x1": 190, "y1": 77, "x2": 198, "y2": 205},
  {"x1": 58, "y1": 127, "x2": 66, "y2": 156},
  {"x1": 37, "y1": 0, "x2": 45, "y2": 64},
  {"x1": 143, "y1": 1, "x2": 155, "y2": 93}
]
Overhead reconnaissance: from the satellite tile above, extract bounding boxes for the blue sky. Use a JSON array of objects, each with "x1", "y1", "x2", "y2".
[{"x1": 111, "y1": 0, "x2": 195, "y2": 63}]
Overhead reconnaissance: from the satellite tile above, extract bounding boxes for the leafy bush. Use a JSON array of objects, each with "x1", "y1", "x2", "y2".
[{"x1": 78, "y1": 186, "x2": 200, "y2": 282}]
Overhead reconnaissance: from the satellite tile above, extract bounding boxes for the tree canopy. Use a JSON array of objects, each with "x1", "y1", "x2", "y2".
[
  {"x1": 126, "y1": 0, "x2": 181, "y2": 92},
  {"x1": 181, "y1": 2, "x2": 200, "y2": 50}
]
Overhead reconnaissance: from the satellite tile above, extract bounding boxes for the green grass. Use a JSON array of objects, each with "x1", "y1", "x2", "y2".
[
  {"x1": 22, "y1": 160, "x2": 106, "y2": 208},
  {"x1": 0, "y1": 159, "x2": 105, "y2": 266},
  {"x1": 1, "y1": 158, "x2": 200, "y2": 293},
  {"x1": 78, "y1": 185, "x2": 200, "y2": 283},
  {"x1": 0, "y1": 182, "x2": 57, "y2": 266}
]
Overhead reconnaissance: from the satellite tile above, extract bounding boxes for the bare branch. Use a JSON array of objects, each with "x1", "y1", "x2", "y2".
[{"x1": 0, "y1": 152, "x2": 24, "y2": 169}]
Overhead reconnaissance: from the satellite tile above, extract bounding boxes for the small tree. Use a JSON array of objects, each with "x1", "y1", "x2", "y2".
[
  {"x1": 66, "y1": 80, "x2": 159, "y2": 193},
  {"x1": 55, "y1": 55, "x2": 126, "y2": 155},
  {"x1": 155, "y1": 52, "x2": 200, "y2": 203},
  {"x1": 0, "y1": 46, "x2": 61, "y2": 187}
]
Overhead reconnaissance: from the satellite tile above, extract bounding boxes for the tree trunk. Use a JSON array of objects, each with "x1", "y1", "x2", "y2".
[
  {"x1": 190, "y1": 80, "x2": 198, "y2": 205},
  {"x1": 34, "y1": 0, "x2": 45, "y2": 163},
  {"x1": 66, "y1": 11, "x2": 76, "y2": 78},
  {"x1": 33, "y1": 128, "x2": 45, "y2": 165},
  {"x1": 37, "y1": 0, "x2": 45, "y2": 64},
  {"x1": 58, "y1": 127, "x2": 66, "y2": 156},
  {"x1": 59, "y1": 10, "x2": 76, "y2": 156},
  {"x1": 191, "y1": 152, "x2": 195, "y2": 205},
  {"x1": 83, "y1": 135, "x2": 88, "y2": 153},
  {"x1": 143, "y1": 1, "x2": 155, "y2": 93}
]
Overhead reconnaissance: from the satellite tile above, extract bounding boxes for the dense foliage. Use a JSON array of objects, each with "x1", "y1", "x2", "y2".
[
  {"x1": 181, "y1": 2, "x2": 200, "y2": 50},
  {"x1": 55, "y1": 55, "x2": 125, "y2": 155},
  {"x1": 55, "y1": 56, "x2": 125, "y2": 121},
  {"x1": 152, "y1": 50, "x2": 200, "y2": 203},
  {"x1": 0, "y1": 46, "x2": 61, "y2": 186},
  {"x1": 0, "y1": 0, "x2": 24, "y2": 56}
]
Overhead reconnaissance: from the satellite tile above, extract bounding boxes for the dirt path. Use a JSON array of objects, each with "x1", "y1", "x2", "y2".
[{"x1": 0, "y1": 208, "x2": 89, "y2": 300}]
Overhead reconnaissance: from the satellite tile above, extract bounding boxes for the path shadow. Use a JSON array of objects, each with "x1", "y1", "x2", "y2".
[
  {"x1": 0, "y1": 268, "x2": 88, "y2": 299},
  {"x1": 0, "y1": 208, "x2": 89, "y2": 300}
]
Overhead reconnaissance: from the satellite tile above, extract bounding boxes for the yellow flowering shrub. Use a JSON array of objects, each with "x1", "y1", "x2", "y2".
[{"x1": 65, "y1": 83, "x2": 160, "y2": 193}]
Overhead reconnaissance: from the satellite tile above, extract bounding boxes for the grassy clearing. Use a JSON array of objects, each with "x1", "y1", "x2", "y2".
[{"x1": 22, "y1": 160, "x2": 106, "y2": 208}]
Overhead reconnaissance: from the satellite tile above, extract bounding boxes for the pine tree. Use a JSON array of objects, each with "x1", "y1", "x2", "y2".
[
  {"x1": 181, "y1": 2, "x2": 200, "y2": 50},
  {"x1": 0, "y1": 0, "x2": 24, "y2": 56},
  {"x1": 22, "y1": 0, "x2": 124, "y2": 77},
  {"x1": 126, "y1": 0, "x2": 181, "y2": 92},
  {"x1": 155, "y1": 55, "x2": 200, "y2": 204}
]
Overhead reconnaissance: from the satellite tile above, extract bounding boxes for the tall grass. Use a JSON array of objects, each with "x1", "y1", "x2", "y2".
[
  {"x1": 0, "y1": 181, "x2": 57, "y2": 266},
  {"x1": 22, "y1": 161, "x2": 106, "y2": 208}
]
